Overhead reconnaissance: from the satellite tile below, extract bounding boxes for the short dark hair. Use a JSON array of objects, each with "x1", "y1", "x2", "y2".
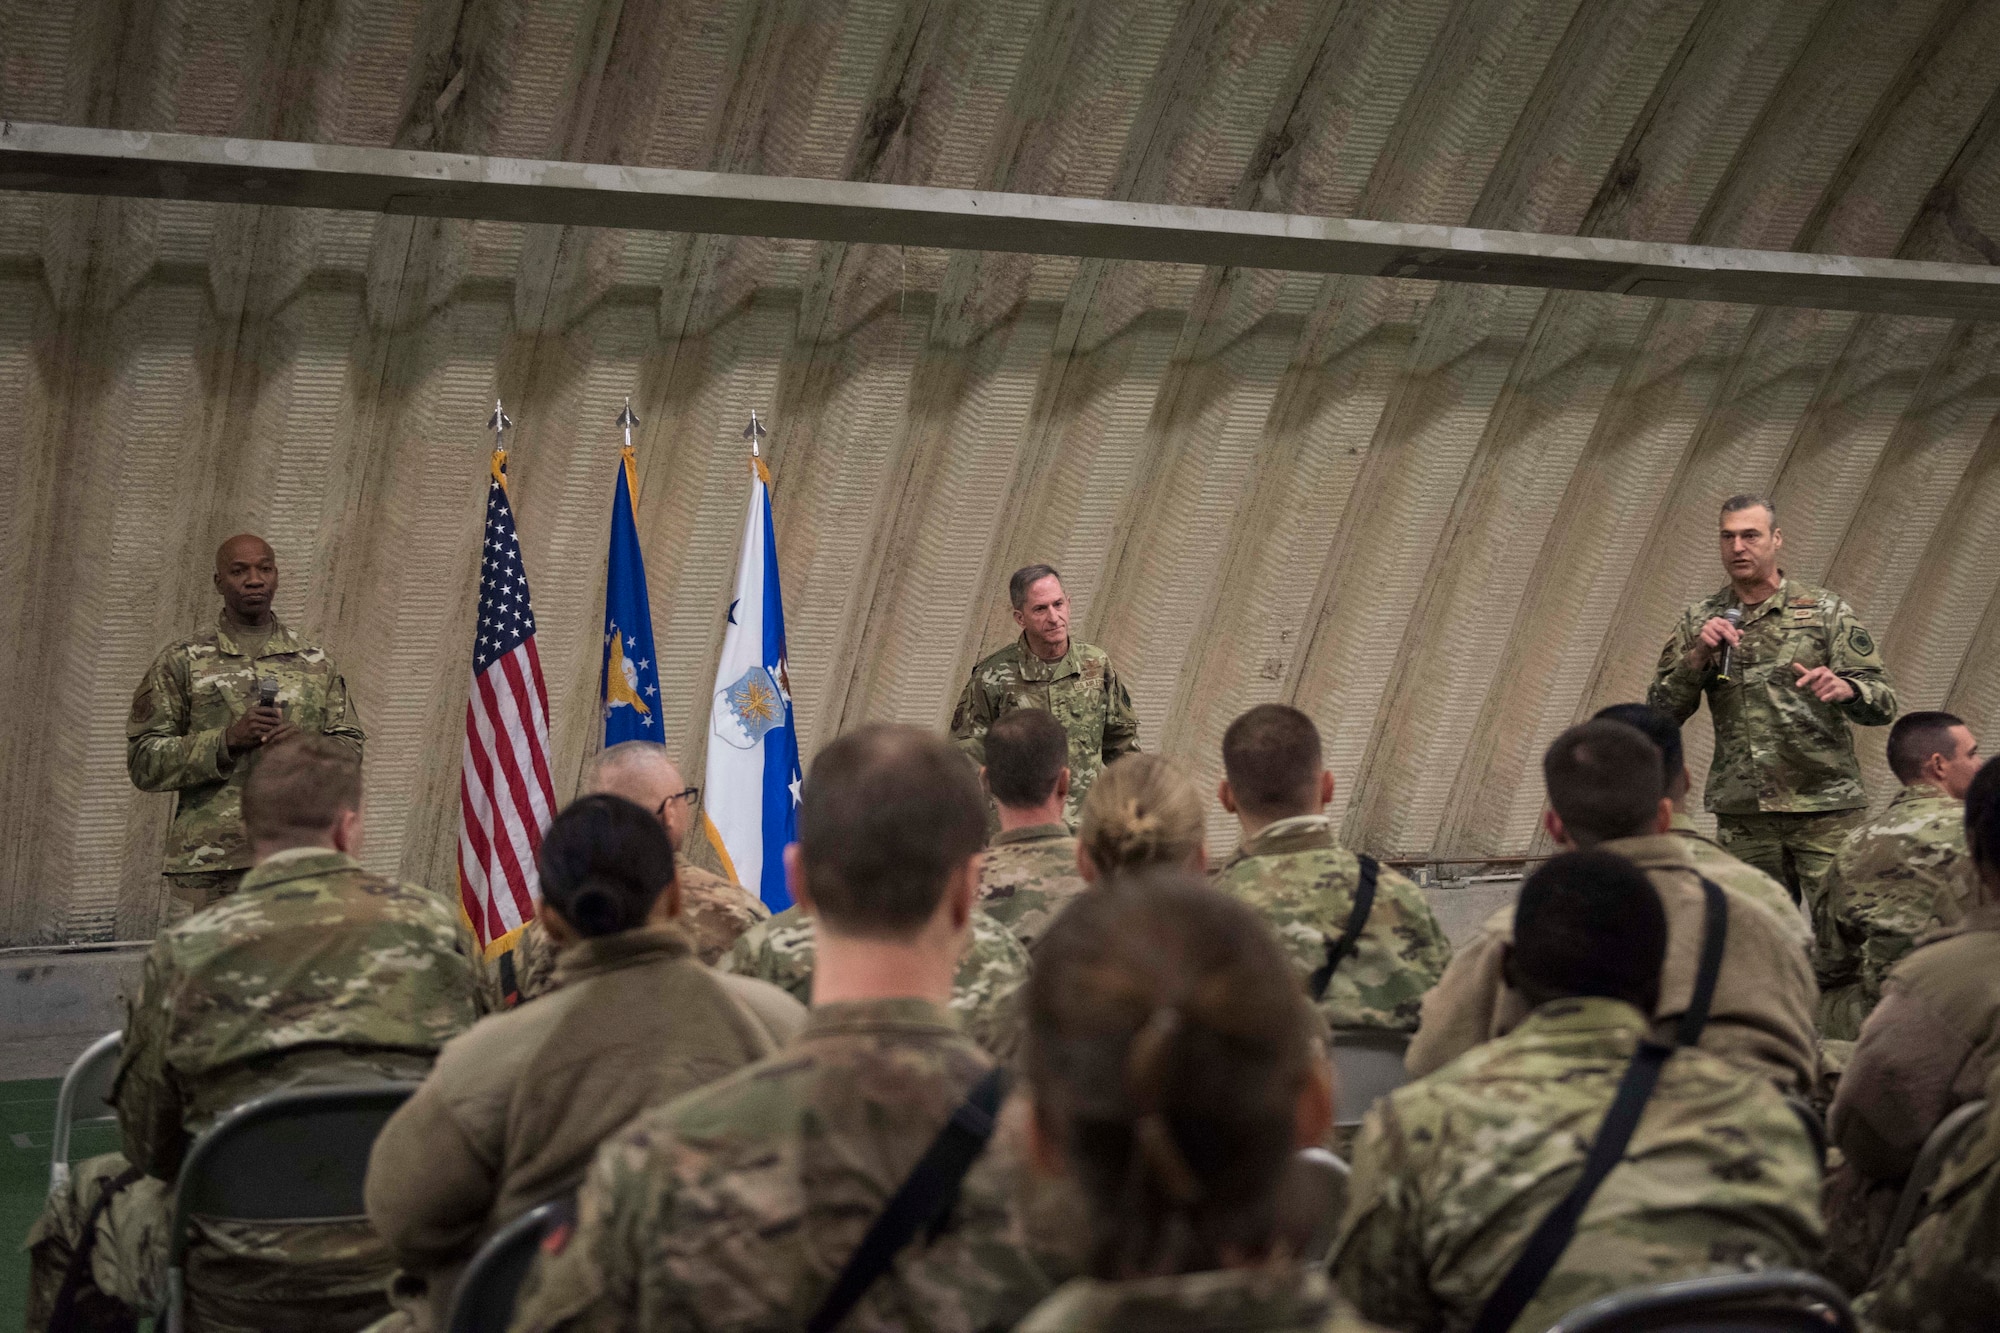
[
  {"x1": 985, "y1": 709, "x2": 1069, "y2": 808},
  {"x1": 243, "y1": 736, "x2": 362, "y2": 846},
  {"x1": 1593, "y1": 702, "x2": 1684, "y2": 789},
  {"x1": 1888, "y1": 711, "x2": 1968, "y2": 785},
  {"x1": 1511, "y1": 851, "x2": 1666, "y2": 1012},
  {"x1": 1221, "y1": 704, "x2": 1323, "y2": 820},
  {"x1": 1010, "y1": 564, "x2": 1063, "y2": 610},
  {"x1": 1721, "y1": 493, "x2": 1777, "y2": 528},
  {"x1": 1543, "y1": 720, "x2": 1665, "y2": 846},
  {"x1": 537, "y1": 794, "x2": 677, "y2": 937},
  {"x1": 1965, "y1": 756, "x2": 2000, "y2": 877},
  {"x1": 799, "y1": 724, "x2": 988, "y2": 936}
]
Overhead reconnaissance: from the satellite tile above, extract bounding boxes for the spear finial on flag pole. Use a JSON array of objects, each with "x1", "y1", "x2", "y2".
[
  {"x1": 488, "y1": 399, "x2": 514, "y2": 483},
  {"x1": 616, "y1": 396, "x2": 640, "y2": 451},
  {"x1": 742, "y1": 409, "x2": 767, "y2": 458}
]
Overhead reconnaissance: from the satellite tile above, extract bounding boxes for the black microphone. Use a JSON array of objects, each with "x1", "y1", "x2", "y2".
[{"x1": 1717, "y1": 607, "x2": 1743, "y2": 683}]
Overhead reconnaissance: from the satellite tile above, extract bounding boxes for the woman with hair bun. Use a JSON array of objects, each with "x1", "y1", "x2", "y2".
[
  {"x1": 1015, "y1": 868, "x2": 1383, "y2": 1332},
  {"x1": 1075, "y1": 753, "x2": 1207, "y2": 883},
  {"x1": 361, "y1": 794, "x2": 806, "y2": 1333}
]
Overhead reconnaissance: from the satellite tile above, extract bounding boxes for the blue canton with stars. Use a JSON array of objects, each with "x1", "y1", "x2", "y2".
[{"x1": 475, "y1": 479, "x2": 537, "y2": 672}]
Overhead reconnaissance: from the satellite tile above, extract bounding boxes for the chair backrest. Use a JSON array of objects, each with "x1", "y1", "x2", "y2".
[
  {"x1": 1544, "y1": 1268, "x2": 1856, "y2": 1333},
  {"x1": 1873, "y1": 1097, "x2": 1989, "y2": 1283},
  {"x1": 1271, "y1": 1147, "x2": 1350, "y2": 1265},
  {"x1": 1331, "y1": 1028, "x2": 1411, "y2": 1127},
  {"x1": 447, "y1": 1200, "x2": 567, "y2": 1333},
  {"x1": 49, "y1": 1030, "x2": 123, "y2": 1194}
]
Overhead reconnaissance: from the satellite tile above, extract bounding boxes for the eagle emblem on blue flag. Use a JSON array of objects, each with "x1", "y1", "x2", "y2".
[{"x1": 713, "y1": 665, "x2": 785, "y2": 750}]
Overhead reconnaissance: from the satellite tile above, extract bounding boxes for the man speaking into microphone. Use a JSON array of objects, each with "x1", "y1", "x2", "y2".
[{"x1": 1648, "y1": 494, "x2": 1896, "y2": 929}]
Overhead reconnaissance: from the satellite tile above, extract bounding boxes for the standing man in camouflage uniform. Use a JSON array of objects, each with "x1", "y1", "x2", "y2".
[
  {"x1": 951, "y1": 565, "x2": 1138, "y2": 827},
  {"x1": 27, "y1": 737, "x2": 476, "y2": 1333},
  {"x1": 1212, "y1": 704, "x2": 1451, "y2": 1034},
  {"x1": 128, "y1": 534, "x2": 365, "y2": 916},
  {"x1": 1335, "y1": 851, "x2": 1824, "y2": 1332},
  {"x1": 1648, "y1": 494, "x2": 1897, "y2": 926},
  {"x1": 975, "y1": 709, "x2": 1088, "y2": 951},
  {"x1": 512, "y1": 725, "x2": 1053, "y2": 1333},
  {"x1": 1817, "y1": 711, "x2": 1983, "y2": 1040}
]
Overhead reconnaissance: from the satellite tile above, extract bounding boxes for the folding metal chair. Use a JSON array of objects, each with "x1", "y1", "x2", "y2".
[
  {"x1": 1543, "y1": 1268, "x2": 1856, "y2": 1332},
  {"x1": 446, "y1": 1199, "x2": 568, "y2": 1333},
  {"x1": 1872, "y1": 1097, "x2": 1988, "y2": 1283},
  {"x1": 48, "y1": 1030, "x2": 123, "y2": 1197},
  {"x1": 1330, "y1": 1028, "x2": 1411, "y2": 1127},
  {"x1": 162, "y1": 1082, "x2": 417, "y2": 1333}
]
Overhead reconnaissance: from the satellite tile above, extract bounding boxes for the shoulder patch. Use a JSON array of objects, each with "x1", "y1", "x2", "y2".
[{"x1": 1849, "y1": 626, "x2": 1875, "y2": 656}]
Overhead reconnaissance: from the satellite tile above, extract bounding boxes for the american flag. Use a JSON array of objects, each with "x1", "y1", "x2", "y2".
[{"x1": 456, "y1": 463, "x2": 557, "y2": 949}]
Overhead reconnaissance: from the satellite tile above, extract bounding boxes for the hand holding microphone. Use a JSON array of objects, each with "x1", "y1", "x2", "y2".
[{"x1": 1696, "y1": 608, "x2": 1744, "y2": 681}]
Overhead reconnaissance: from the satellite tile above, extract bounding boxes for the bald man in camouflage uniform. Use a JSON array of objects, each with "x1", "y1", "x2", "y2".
[
  {"x1": 952, "y1": 565, "x2": 1138, "y2": 828},
  {"x1": 975, "y1": 709, "x2": 1089, "y2": 952},
  {"x1": 1648, "y1": 495, "x2": 1896, "y2": 930},
  {"x1": 129, "y1": 534, "x2": 365, "y2": 917},
  {"x1": 27, "y1": 738, "x2": 475, "y2": 1333}
]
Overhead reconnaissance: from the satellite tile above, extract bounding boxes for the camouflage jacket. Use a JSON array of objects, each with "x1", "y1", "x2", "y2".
[
  {"x1": 508, "y1": 997, "x2": 1053, "y2": 1333},
  {"x1": 719, "y1": 906, "x2": 1030, "y2": 1055},
  {"x1": 1016, "y1": 1267, "x2": 1386, "y2": 1333},
  {"x1": 1667, "y1": 811, "x2": 1813, "y2": 953},
  {"x1": 1334, "y1": 997, "x2": 1824, "y2": 1333},
  {"x1": 1213, "y1": 816, "x2": 1451, "y2": 1033},
  {"x1": 951, "y1": 637, "x2": 1139, "y2": 826},
  {"x1": 127, "y1": 615, "x2": 365, "y2": 873},
  {"x1": 1647, "y1": 577, "x2": 1896, "y2": 814},
  {"x1": 978, "y1": 824, "x2": 1088, "y2": 952},
  {"x1": 1818, "y1": 784, "x2": 1977, "y2": 1041}
]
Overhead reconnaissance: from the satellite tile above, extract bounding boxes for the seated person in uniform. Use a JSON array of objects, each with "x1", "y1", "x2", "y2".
[
  {"x1": 511, "y1": 724, "x2": 1053, "y2": 1333},
  {"x1": 1011, "y1": 869, "x2": 1384, "y2": 1333},
  {"x1": 363, "y1": 794, "x2": 806, "y2": 1331},
  {"x1": 1213, "y1": 703, "x2": 1452, "y2": 1034},
  {"x1": 26, "y1": 737, "x2": 477, "y2": 1333},
  {"x1": 1074, "y1": 753, "x2": 1207, "y2": 883},
  {"x1": 977, "y1": 709, "x2": 1088, "y2": 951},
  {"x1": 1825, "y1": 753, "x2": 2000, "y2": 1291},
  {"x1": 1410, "y1": 719, "x2": 1820, "y2": 1094},
  {"x1": 1334, "y1": 851, "x2": 1824, "y2": 1331}
]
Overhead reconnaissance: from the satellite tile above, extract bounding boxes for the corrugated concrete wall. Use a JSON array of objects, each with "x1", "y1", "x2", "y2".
[{"x1": 5, "y1": 0, "x2": 2000, "y2": 944}]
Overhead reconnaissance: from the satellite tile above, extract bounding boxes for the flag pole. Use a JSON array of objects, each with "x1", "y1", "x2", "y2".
[
  {"x1": 616, "y1": 396, "x2": 641, "y2": 506},
  {"x1": 487, "y1": 398, "x2": 513, "y2": 484}
]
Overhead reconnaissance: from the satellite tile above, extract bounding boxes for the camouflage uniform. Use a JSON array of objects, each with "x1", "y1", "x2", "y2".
[
  {"x1": 1648, "y1": 577, "x2": 1895, "y2": 922},
  {"x1": 1015, "y1": 1267, "x2": 1386, "y2": 1333},
  {"x1": 128, "y1": 615, "x2": 365, "y2": 911},
  {"x1": 951, "y1": 636, "x2": 1139, "y2": 827},
  {"x1": 1666, "y1": 810, "x2": 1814, "y2": 954},
  {"x1": 1333, "y1": 997, "x2": 1824, "y2": 1333},
  {"x1": 507, "y1": 997, "x2": 1053, "y2": 1333},
  {"x1": 1213, "y1": 816, "x2": 1452, "y2": 1033},
  {"x1": 26, "y1": 847, "x2": 477, "y2": 1333},
  {"x1": 719, "y1": 905, "x2": 1030, "y2": 1055},
  {"x1": 1815, "y1": 784, "x2": 1976, "y2": 1041},
  {"x1": 978, "y1": 823, "x2": 1088, "y2": 952}
]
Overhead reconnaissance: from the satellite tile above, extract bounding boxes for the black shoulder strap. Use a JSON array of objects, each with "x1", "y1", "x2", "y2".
[
  {"x1": 1676, "y1": 878, "x2": 1729, "y2": 1048},
  {"x1": 1309, "y1": 854, "x2": 1380, "y2": 1001},
  {"x1": 806, "y1": 1066, "x2": 1009, "y2": 1333},
  {"x1": 498, "y1": 950, "x2": 522, "y2": 1010},
  {"x1": 1468, "y1": 1040, "x2": 1674, "y2": 1333}
]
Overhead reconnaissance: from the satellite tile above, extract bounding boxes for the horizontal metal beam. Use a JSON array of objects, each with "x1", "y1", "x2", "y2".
[{"x1": 4, "y1": 118, "x2": 1999, "y2": 319}]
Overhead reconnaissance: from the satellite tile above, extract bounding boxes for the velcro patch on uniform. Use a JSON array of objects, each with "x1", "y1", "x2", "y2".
[
  {"x1": 1787, "y1": 596, "x2": 1817, "y2": 608},
  {"x1": 1789, "y1": 609, "x2": 1817, "y2": 623},
  {"x1": 542, "y1": 1220, "x2": 573, "y2": 1255},
  {"x1": 1849, "y1": 627, "x2": 1875, "y2": 656}
]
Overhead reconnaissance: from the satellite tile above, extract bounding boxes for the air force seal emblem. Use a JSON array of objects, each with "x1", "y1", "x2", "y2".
[{"x1": 712, "y1": 665, "x2": 786, "y2": 750}]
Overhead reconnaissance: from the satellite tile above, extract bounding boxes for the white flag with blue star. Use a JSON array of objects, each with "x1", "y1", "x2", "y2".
[{"x1": 704, "y1": 454, "x2": 802, "y2": 910}]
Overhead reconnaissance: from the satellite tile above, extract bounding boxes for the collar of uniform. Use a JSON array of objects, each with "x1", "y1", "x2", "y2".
[
  {"x1": 1596, "y1": 831, "x2": 1697, "y2": 874},
  {"x1": 215, "y1": 612, "x2": 302, "y2": 658},
  {"x1": 993, "y1": 822, "x2": 1071, "y2": 847},
  {"x1": 1025, "y1": 1265, "x2": 1336, "y2": 1332},
  {"x1": 1666, "y1": 809, "x2": 1723, "y2": 849},
  {"x1": 240, "y1": 846, "x2": 361, "y2": 891},
  {"x1": 1238, "y1": 814, "x2": 1337, "y2": 860},
  {"x1": 552, "y1": 923, "x2": 694, "y2": 987},
  {"x1": 1011, "y1": 633, "x2": 1080, "y2": 683},
  {"x1": 804, "y1": 996, "x2": 961, "y2": 1039},
  {"x1": 1515, "y1": 994, "x2": 1652, "y2": 1040},
  {"x1": 1731, "y1": 573, "x2": 1797, "y2": 628},
  {"x1": 1889, "y1": 782, "x2": 1953, "y2": 811}
]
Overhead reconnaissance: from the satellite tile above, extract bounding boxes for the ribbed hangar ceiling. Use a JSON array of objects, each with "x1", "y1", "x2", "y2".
[{"x1": 6, "y1": 0, "x2": 2000, "y2": 945}]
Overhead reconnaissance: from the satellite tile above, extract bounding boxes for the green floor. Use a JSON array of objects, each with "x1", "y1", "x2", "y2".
[{"x1": 2, "y1": 1076, "x2": 123, "y2": 1329}]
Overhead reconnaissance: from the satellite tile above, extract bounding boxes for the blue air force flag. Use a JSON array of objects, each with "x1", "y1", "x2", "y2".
[
  {"x1": 704, "y1": 454, "x2": 802, "y2": 911},
  {"x1": 601, "y1": 449, "x2": 665, "y2": 745}
]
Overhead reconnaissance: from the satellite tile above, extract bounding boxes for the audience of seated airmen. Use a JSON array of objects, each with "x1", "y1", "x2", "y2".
[
  {"x1": 1410, "y1": 719, "x2": 1820, "y2": 1095},
  {"x1": 976, "y1": 709, "x2": 1089, "y2": 951},
  {"x1": 510, "y1": 725, "x2": 1055, "y2": 1333},
  {"x1": 362, "y1": 794, "x2": 806, "y2": 1332},
  {"x1": 1073, "y1": 752, "x2": 1207, "y2": 883},
  {"x1": 1213, "y1": 704, "x2": 1452, "y2": 1035},
  {"x1": 1816, "y1": 711, "x2": 1982, "y2": 1043},
  {"x1": 492, "y1": 741, "x2": 768, "y2": 1008},
  {"x1": 1334, "y1": 850, "x2": 1824, "y2": 1331},
  {"x1": 1823, "y1": 753, "x2": 2000, "y2": 1294},
  {"x1": 27, "y1": 736, "x2": 477, "y2": 1333},
  {"x1": 1012, "y1": 870, "x2": 1384, "y2": 1333}
]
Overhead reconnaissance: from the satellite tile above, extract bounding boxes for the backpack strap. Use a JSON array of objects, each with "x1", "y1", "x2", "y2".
[
  {"x1": 497, "y1": 950, "x2": 522, "y2": 1010},
  {"x1": 1676, "y1": 878, "x2": 1729, "y2": 1048},
  {"x1": 1468, "y1": 1039, "x2": 1674, "y2": 1333},
  {"x1": 1309, "y1": 854, "x2": 1380, "y2": 1001},
  {"x1": 806, "y1": 1066, "x2": 1008, "y2": 1333}
]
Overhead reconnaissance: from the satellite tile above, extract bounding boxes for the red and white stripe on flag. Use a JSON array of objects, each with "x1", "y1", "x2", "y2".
[{"x1": 456, "y1": 466, "x2": 557, "y2": 951}]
